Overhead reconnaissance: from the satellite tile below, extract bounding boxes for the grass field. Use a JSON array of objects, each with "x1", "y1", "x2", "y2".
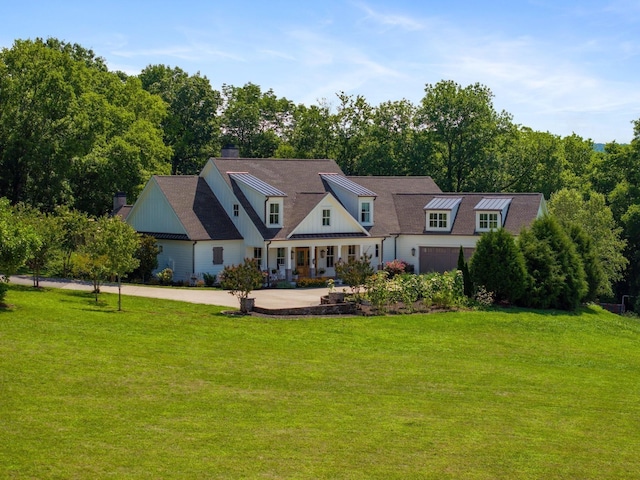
[{"x1": 1, "y1": 285, "x2": 639, "y2": 479}]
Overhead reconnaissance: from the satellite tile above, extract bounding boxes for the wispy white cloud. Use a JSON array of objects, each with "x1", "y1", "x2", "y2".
[{"x1": 354, "y1": 1, "x2": 424, "y2": 31}]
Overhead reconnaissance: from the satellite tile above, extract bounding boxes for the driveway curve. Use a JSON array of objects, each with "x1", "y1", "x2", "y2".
[{"x1": 10, "y1": 275, "x2": 331, "y2": 310}]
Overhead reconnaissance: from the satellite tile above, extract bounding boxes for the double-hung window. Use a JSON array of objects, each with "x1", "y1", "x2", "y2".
[
  {"x1": 360, "y1": 202, "x2": 371, "y2": 223},
  {"x1": 322, "y1": 209, "x2": 331, "y2": 226},
  {"x1": 269, "y1": 203, "x2": 280, "y2": 225}
]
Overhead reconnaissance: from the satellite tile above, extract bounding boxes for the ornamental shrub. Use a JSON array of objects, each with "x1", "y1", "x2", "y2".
[
  {"x1": 384, "y1": 259, "x2": 408, "y2": 278},
  {"x1": 335, "y1": 254, "x2": 374, "y2": 296},
  {"x1": 219, "y1": 258, "x2": 263, "y2": 307}
]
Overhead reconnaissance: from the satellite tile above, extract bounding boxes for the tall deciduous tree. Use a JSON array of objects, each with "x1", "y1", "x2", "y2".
[
  {"x1": 220, "y1": 83, "x2": 294, "y2": 158},
  {"x1": 140, "y1": 65, "x2": 221, "y2": 175},
  {"x1": 548, "y1": 188, "x2": 627, "y2": 299},
  {"x1": 0, "y1": 38, "x2": 171, "y2": 215},
  {"x1": 418, "y1": 80, "x2": 512, "y2": 192}
]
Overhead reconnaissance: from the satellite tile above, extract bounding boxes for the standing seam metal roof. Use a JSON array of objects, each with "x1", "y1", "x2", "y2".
[
  {"x1": 474, "y1": 197, "x2": 513, "y2": 210},
  {"x1": 424, "y1": 197, "x2": 463, "y2": 210},
  {"x1": 320, "y1": 173, "x2": 377, "y2": 197},
  {"x1": 229, "y1": 172, "x2": 287, "y2": 196}
]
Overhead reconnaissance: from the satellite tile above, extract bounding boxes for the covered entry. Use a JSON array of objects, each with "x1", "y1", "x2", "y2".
[{"x1": 419, "y1": 247, "x2": 474, "y2": 273}]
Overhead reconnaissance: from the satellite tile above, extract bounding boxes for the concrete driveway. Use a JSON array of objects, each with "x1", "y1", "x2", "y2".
[{"x1": 10, "y1": 275, "x2": 331, "y2": 310}]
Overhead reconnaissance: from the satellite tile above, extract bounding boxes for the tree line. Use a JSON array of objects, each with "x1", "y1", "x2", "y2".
[{"x1": 0, "y1": 37, "x2": 638, "y2": 308}]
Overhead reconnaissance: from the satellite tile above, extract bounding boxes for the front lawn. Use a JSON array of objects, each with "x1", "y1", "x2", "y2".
[{"x1": 1, "y1": 285, "x2": 639, "y2": 478}]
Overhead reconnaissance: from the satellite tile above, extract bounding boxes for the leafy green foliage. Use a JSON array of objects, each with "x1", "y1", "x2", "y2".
[
  {"x1": 418, "y1": 80, "x2": 513, "y2": 192},
  {"x1": 73, "y1": 215, "x2": 140, "y2": 309},
  {"x1": 470, "y1": 228, "x2": 527, "y2": 304},
  {"x1": 219, "y1": 258, "x2": 264, "y2": 310},
  {"x1": 549, "y1": 188, "x2": 627, "y2": 299},
  {"x1": 132, "y1": 234, "x2": 159, "y2": 283},
  {"x1": 335, "y1": 254, "x2": 375, "y2": 295},
  {"x1": 520, "y1": 216, "x2": 587, "y2": 310},
  {"x1": 140, "y1": 65, "x2": 222, "y2": 175},
  {"x1": 0, "y1": 38, "x2": 171, "y2": 215},
  {"x1": 0, "y1": 198, "x2": 40, "y2": 302},
  {"x1": 15, "y1": 203, "x2": 63, "y2": 287}
]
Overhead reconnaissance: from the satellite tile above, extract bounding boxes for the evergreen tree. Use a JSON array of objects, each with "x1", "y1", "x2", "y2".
[{"x1": 469, "y1": 228, "x2": 527, "y2": 304}]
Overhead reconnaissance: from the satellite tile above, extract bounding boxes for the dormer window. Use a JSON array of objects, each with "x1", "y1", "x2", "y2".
[
  {"x1": 424, "y1": 197, "x2": 462, "y2": 232},
  {"x1": 475, "y1": 197, "x2": 512, "y2": 232},
  {"x1": 360, "y1": 202, "x2": 371, "y2": 223},
  {"x1": 269, "y1": 202, "x2": 280, "y2": 225},
  {"x1": 478, "y1": 212, "x2": 498, "y2": 230},
  {"x1": 429, "y1": 212, "x2": 448, "y2": 229}
]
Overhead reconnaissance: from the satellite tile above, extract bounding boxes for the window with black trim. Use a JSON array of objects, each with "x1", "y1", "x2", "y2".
[{"x1": 233, "y1": 204, "x2": 239, "y2": 217}]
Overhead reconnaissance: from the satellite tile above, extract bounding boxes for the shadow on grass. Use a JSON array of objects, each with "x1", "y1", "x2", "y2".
[{"x1": 481, "y1": 304, "x2": 604, "y2": 317}]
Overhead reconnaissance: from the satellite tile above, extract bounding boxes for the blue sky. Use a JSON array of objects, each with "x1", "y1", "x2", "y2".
[{"x1": 2, "y1": 0, "x2": 640, "y2": 143}]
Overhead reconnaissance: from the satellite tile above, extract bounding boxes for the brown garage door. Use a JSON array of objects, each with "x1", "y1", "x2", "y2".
[{"x1": 419, "y1": 247, "x2": 474, "y2": 274}]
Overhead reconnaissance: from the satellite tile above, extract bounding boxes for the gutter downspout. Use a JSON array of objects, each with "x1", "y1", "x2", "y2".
[
  {"x1": 392, "y1": 233, "x2": 400, "y2": 260},
  {"x1": 265, "y1": 240, "x2": 272, "y2": 271},
  {"x1": 192, "y1": 241, "x2": 198, "y2": 283},
  {"x1": 380, "y1": 236, "x2": 387, "y2": 270}
]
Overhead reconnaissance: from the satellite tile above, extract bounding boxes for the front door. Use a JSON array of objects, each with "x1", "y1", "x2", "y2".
[{"x1": 296, "y1": 247, "x2": 310, "y2": 277}]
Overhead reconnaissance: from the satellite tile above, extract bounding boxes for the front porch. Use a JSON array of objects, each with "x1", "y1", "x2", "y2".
[{"x1": 258, "y1": 240, "x2": 383, "y2": 283}]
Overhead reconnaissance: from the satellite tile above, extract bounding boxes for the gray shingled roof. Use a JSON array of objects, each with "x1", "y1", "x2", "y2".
[
  {"x1": 153, "y1": 176, "x2": 242, "y2": 241},
  {"x1": 212, "y1": 158, "x2": 345, "y2": 240},
  {"x1": 346, "y1": 176, "x2": 443, "y2": 236},
  {"x1": 394, "y1": 193, "x2": 544, "y2": 235}
]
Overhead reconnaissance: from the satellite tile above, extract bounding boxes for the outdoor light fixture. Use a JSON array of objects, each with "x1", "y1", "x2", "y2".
[
  {"x1": 411, "y1": 247, "x2": 416, "y2": 256},
  {"x1": 320, "y1": 249, "x2": 326, "y2": 258}
]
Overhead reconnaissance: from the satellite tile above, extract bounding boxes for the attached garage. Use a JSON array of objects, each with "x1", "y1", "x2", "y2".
[{"x1": 419, "y1": 247, "x2": 474, "y2": 273}]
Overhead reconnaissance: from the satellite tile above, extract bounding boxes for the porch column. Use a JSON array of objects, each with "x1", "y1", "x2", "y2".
[
  {"x1": 310, "y1": 246, "x2": 316, "y2": 278},
  {"x1": 286, "y1": 246, "x2": 292, "y2": 281}
]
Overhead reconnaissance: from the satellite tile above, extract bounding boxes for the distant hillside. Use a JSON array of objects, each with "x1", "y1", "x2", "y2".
[{"x1": 593, "y1": 143, "x2": 605, "y2": 152}]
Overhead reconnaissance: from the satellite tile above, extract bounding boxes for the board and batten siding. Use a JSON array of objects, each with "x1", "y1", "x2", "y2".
[
  {"x1": 200, "y1": 161, "x2": 263, "y2": 246},
  {"x1": 127, "y1": 179, "x2": 186, "y2": 235},
  {"x1": 290, "y1": 195, "x2": 366, "y2": 236},
  {"x1": 194, "y1": 240, "x2": 245, "y2": 278},
  {"x1": 155, "y1": 240, "x2": 192, "y2": 281}
]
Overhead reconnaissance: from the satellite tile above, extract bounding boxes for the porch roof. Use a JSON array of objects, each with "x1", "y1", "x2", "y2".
[{"x1": 288, "y1": 232, "x2": 370, "y2": 240}]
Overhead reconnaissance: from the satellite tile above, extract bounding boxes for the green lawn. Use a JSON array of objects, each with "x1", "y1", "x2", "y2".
[{"x1": 1, "y1": 285, "x2": 639, "y2": 479}]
